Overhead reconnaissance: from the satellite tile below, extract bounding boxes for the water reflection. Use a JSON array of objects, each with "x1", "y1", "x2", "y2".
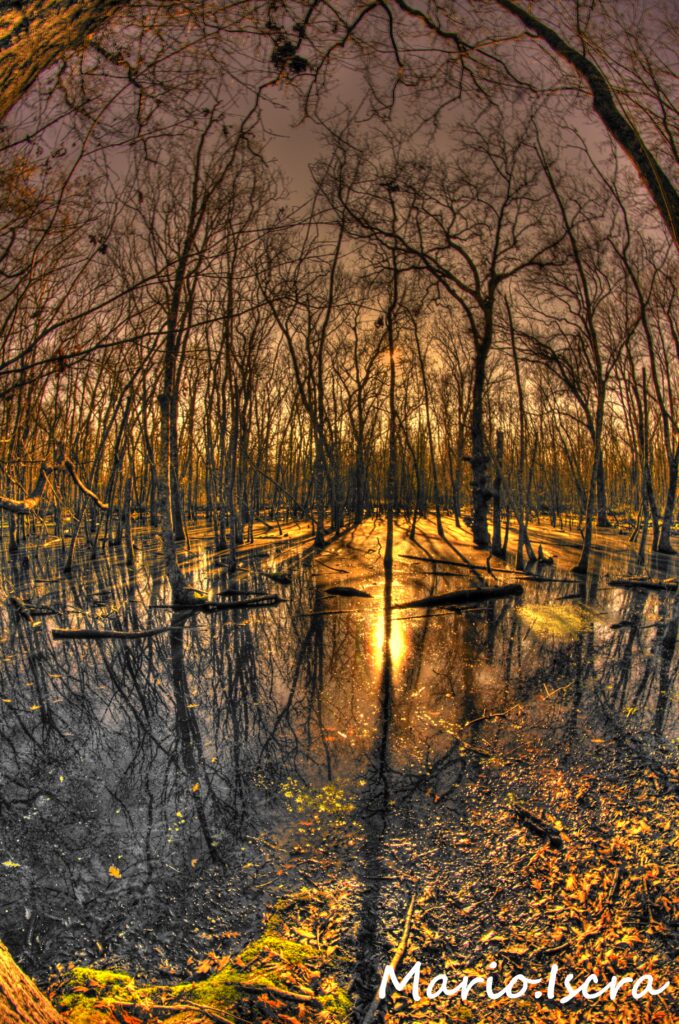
[{"x1": 0, "y1": 525, "x2": 676, "y2": 982}]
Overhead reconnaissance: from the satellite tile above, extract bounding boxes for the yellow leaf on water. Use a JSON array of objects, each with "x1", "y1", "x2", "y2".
[
  {"x1": 2, "y1": 860, "x2": 20, "y2": 868},
  {"x1": 192, "y1": 783, "x2": 200, "y2": 792},
  {"x1": 108, "y1": 865, "x2": 121, "y2": 878}
]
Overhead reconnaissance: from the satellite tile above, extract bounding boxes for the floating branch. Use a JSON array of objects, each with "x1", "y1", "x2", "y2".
[
  {"x1": 394, "y1": 583, "x2": 523, "y2": 609},
  {"x1": 325, "y1": 586, "x2": 372, "y2": 598},
  {"x1": 608, "y1": 577, "x2": 678, "y2": 591},
  {"x1": 52, "y1": 596, "x2": 283, "y2": 640}
]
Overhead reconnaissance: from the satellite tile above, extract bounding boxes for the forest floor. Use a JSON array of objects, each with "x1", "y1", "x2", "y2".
[{"x1": 2, "y1": 514, "x2": 677, "y2": 1024}]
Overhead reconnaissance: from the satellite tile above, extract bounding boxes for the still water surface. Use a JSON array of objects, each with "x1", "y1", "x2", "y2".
[{"x1": 0, "y1": 521, "x2": 676, "y2": 977}]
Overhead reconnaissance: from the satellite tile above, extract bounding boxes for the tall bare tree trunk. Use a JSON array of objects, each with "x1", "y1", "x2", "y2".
[
  {"x1": 658, "y1": 449, "x2": 678, "y2": 554},
  {"x1": 491, "y1": 429, "x2": 504, "y2": 557}
]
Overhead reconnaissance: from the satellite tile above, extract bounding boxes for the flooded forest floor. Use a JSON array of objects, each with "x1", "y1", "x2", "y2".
[{"x1": 0, "y1": 514, "x2": 677, "y2": 1023}]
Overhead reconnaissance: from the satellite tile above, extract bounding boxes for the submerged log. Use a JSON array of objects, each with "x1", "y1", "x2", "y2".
[
  {"x1": 325, "y1": 585, "x2": 372, "y2": 597},
  {"x1": 201, "y1": 595, "x2": 283, "y2": 611},
  {"x1": 52, "y1": 618, "x2": 193, "y2": 640},
  {"x1": 8, "y1": 596, "x2": 58, "y2": 619},
  {"x1": 394, "y1": 583, "x2": 523, "y2": 610},
  {"x1": 52, "y1": 596, "x2": 283, "y2": 640},
  {"x1": 0, "y1": 941, "x2": 64, "y2": 1024},
  {"x1": 262, "y1": 571, "x2": 292, "y2": 585},
  {"x1": 609, "y1": 577, "x2": 678, "y2": 591}
]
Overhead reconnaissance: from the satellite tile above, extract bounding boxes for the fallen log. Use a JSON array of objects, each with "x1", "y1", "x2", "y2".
[
  {"x1": 262, "y1": 571, "x2": 292, "y2": 585},
  {"x1": 201, "y1": 595, "x2": 283, "y2": 611},
  {"x1": 609, "y1": 577, "x2": 678, "y2": 591},
  {"x1": 394, "y1": 583, "x2": 523, "y2": 610},
  {"x1": 325, "y1": 585, "x2": 372, "y2": 598},
  {"x1": 0, "y1": 455, "x2": 108, "y2": 516},
  {"x1": 103, "y1": 1001, "x2": 231, "y2": 1023},
  {"x1": 8, "y1": 596, "x2": 59, "y2": 619},
  {"x1": 52, "y1": 616, "x2": 194, "y2": 641},
  {"x1": 52, "y1": 597, "x2": 283, "y2": 640}
]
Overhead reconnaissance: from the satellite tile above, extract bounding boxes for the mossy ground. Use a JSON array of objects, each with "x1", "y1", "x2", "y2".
[{"x1": 55, "y1": 887, "x2": 352, "y2": 1024}]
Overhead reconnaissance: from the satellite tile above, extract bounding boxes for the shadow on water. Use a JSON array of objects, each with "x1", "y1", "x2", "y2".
[{"x1": 0, "y1": 523, "x2": 676, "y2": 985}]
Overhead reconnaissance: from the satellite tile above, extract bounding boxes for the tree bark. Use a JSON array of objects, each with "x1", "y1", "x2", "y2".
[
  {"x1": 493, "y1": 0, "x2": 679, "y2": 247},
  {"x1": 470, "y1": 335, "x2": 491, "y2": 548},
  {"x1": 491, "y1": 430, "x2": 504, "y2": 557},
  {"x1": 0, "y1": 0, "x2": 129, "y2": 121},
  {"x1": 0, "y1": 941, "x2": 64, "y2": 1024},
  {"x1": 658, "y1": 449, "x2": 678, "y2": 554},
  {"x1": 596, "y1": 449, "x2": 610, "y2": 527}
]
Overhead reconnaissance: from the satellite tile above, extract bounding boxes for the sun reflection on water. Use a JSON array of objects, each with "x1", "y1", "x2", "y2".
[{"x1": 371, "y1": 598, "x2": 408, "y2": 673}]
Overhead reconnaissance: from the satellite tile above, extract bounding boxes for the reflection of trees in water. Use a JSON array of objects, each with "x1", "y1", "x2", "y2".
[
  {"x1": 0, "y1": 546, "x2": 332, "y2": 960},
  {"x1": 598, "y1": 584, "x2": 677, "y2": 741},
  {"x1": 353, "y1": 577, "x2": 394, "y2": 1017},
  {"x1": 0, "y1": 534, "x2": 676, "y2": 970}
]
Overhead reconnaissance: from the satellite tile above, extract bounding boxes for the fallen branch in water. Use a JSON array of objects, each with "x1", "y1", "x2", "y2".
[
  {"x1": 463, "y1": 703, "x2": 521, "y2": 727},
  {"x1": 608, "y1": 577, "x2": 678, "y2": 592},
  {"x1": 52, "y1": 597, "x2": 283, "y2": 640},
  {"x1": 200, "y1": 595, "x2": 283, "y2": 611},
  {"x1": 324, "y1": 585, "x2": 372, "y2": 597},
  {"x1": 8, "y1": 596, "x2": 59, "y2": 619},
  {"x1": 0, "y1": 454, "x2": 109, "y2": 515},
  {"x1": 52, "y1": 616, "x2": 194, "y2": 641},
  {"x1": 394, "y1": 583, "x2": 523, "y2": 609},
  {"x1": 361, "y1": 890, "x2": 418, "y2": 1024},
  {"x1": 315, "y1": 557, "x2": 348, "y2": 574}
]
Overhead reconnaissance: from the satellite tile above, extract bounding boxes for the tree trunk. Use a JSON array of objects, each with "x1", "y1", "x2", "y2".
[
  {"x1": 158, "y1": 393, "x2": 189, "y2": 603},
  {"x1": 470, "y1": 340, "x2": 491, "y2": 548},
  {"x1": 494, "y1": 0, "x2": 679, "y2": 247},
  {"x1": 0, "y1": 0, "x2": 129, "y2": 121},
  {"x1": 658, "y1": 448, "x2": 678, "y2": 554},
  {"x1": 596, "y1": 449, "x2": 610, "y2": 527},
  {"x1": 0, "y1": 942, "x2": 64, "y2": 1024},
  {"x1": 491, "y1": 430, "x2": 504, "y2": 557},
  {"x1": 572, "y1": 448, "x2": 598, "y2": 575}
]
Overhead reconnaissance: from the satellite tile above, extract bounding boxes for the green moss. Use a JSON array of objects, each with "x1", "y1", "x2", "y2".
[
  {"x1": 176, "y1": 967, "x2": 239, "y2": 1008},
  {"x1": 68, "y1": 966, "x2": 138, "y2": 993},
  {"x1": 60, "y1": 890, "x2": 352, "y2": 1023},
  {"x1": 239, "y1": 934, "x2": 317, "y2": 965},
  {"x1": 59, "y1": 967, "x2": 160, "y2": 1023},
  {"x1": 324, "y1": 985, "x2": 352, "y2": 1018}
]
